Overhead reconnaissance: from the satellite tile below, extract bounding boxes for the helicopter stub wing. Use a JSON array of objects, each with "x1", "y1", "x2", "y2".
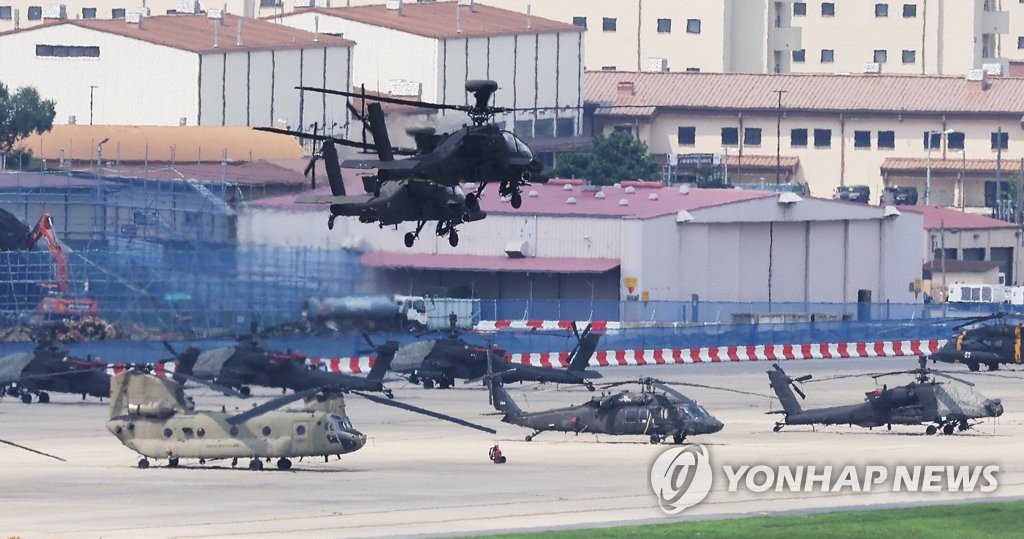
[
  {"x1": 295, "y1": 193, "x2": 375, "y2": 205},
  {"x1": 341, "y1": 159, "x2": 418, "y2": 171}
]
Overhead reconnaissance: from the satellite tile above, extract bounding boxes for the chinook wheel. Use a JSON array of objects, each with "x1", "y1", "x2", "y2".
[{"x1": 138, "y1": 458, "x2": 150, "y2": 469}]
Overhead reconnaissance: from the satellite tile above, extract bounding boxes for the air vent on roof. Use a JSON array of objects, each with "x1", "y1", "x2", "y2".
[
  {"x1": 133, "y1": 6, "x2": 150, "y2": 16},
  {"x1": 863, "y1": 62, "x2": 881, "y2": 74},
  {"x1": 595, "y1": 191, "x2": 606, "y2": 199},
  {"x1": 618, "y1": 199, "x2": 629, "y2": 206},
  {"x1": 177, "y1": 0, "x2": 200, "y2": 14},
  {"x1": 457, "y1": 0, "x2": 474, "y2": 6},
  {"x1": 179, "y1": 117, "x2": 187, "y2": 126},
  {"x1": 42, "y1": 4, "x2": 66, "y2": 19},
  {"x1": 385, "y1": 0, "x2": 403, "y2": 10},
  {"x1": 125, "y1": 12, "x2": 141, "y2": 23},
  {"x1": 566, "y1": 197, "x2": 577, "y2": 205},
  {"x1": 207, "y1": 9, "x2": 224, "y2": 19},
  {"x1": 966, "y1": 69, "x2": 986, "y2": 81},
  {"x1": 505, "y1": 240, "x2": 531, "y2": 259},
  {"x1": 982, "y1": 63, "x2": 1003, "y2": 76},
  {"x1": 624, "y1": 186, "x2": 636, "y2": 194},
  {"x1": 67, "y1": 115, "x2": 76, "y2": 124},
  {"x1": 563, "y1": 183, "x2": 573, "y2": 191},
  {"x1": 649, "y1": 193, "x2": 659, "y2": 201},
  {"x1": 643, "y1": 57, "x2": 669, "y2": 72},
  {"x1": 294, "y1": 0, "x2": 315, "y2": 6},
  {"x1": 528, "y1": 189, "x2": 539, "y2": 198}
]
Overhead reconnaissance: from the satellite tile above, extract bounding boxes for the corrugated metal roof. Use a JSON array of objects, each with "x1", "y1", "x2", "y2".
[
  {"x1": 1, "y1": 14, "x2": 351, "y2": 53},
  {"x1": 922, "y1": 260, "x2": 1002, "y2": 273},
  {"x1": 585, "y1": 71, "x2": 1024, "y2": 116},
  {"x1": 20, "y1": 125, "x2": 304, "y2": 162},
  {"x1": 898, "y1": 205, "x2": 1017, "y2": 230},
  {"x1": 361, "y1": 252, "x2": 619, "y2": 273},
  {"x1": 290, "y1": 2, "x2": 580, "y2": 39},
  {"x1": 881, "y1": 157, "x2": 1023, "y2": 174}
]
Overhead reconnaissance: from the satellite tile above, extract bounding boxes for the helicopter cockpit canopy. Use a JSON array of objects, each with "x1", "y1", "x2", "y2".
[{"x1": 502, "y1": 131, "x2": 533, "y2": 160}]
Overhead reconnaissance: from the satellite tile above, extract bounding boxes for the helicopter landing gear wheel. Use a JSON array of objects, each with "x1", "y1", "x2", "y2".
[
  {"x1": 37, "y1": 392, "x2": 49, "y2": 403},
  {"x1": 276, "y1": 458, "x2": 292, "y2": 471},
  {"x1": 168, "y1": 457, "x2": 179, "y2": 468},
  {"x1": 439, "y1": 377, "x2": 453, "y2": 389},
  {"x1": 248, "y1": 458, "x2": 263, "y2": 471},
  {"x1": 448, "y1": 230, "x2": 459, "y2": 247},
  {"x1": 649, "y1": 434, "x2": 661, "y2": 445},
  {"x1": 968, "y1": 363, "x2": 980, "y2": 372},
  {"x1": 926, "y1": 425, "x2": 938, "y2": 436},
  {"x1": 327, "y1": 215, "x2": 336, "y2": 230},
  {"x1": 138, "y1": 458, "x2": 150, "y2": 469},
  {"x1": 511, "y1": 190, "x2": 522, "y2": 209},
  {"x1": 20, "y1": 393, "x2": 31, "y2": 404},
  {"x1": 404, "y1": 232, "x2": 416, "y2": 248},
  {"x1": 943, "y1": 423, "x2": 955, "y2": 435},
  {"x1": 240, "y1": 386, "x2": 251, "y2": 398},
  {"x1": 959, "y1": 420, "x2": 969, "y2": 432},
  {"x1": 525, "y1": 435, "x2": 533, "y2": 442},
  {"x1": 673, "y1": 433, "x2": 685, "y2": 444},
  {"x1": 988, "y1": 362, "x2": 1000, "y2": 371},
  {"x1": 773, "y1": 422, "x2": 784, "y2": 432},
  {"x1": 422, "y1": 379, "x2": 434, "y2": 389}
]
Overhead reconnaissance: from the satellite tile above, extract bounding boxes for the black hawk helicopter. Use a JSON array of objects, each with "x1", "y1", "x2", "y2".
[
  {"x1": 767, "y1": 360, "x2": 1004, "y2": 435},
  {"x1": 107, "y1": 368, "x2": 495, "y2": 470},
  {"x1": 0, "y1": 337, "x2": 109, "y2": 403},
  {"x1": 925, "y1": 312, "x2": 1024, "y2": 372},
  {"x1": 487, "y1": 375, "x2": 734, "y2": 444},
  {"x1": 388, "y1": 318, "x2": 603, "y2": 390},
  {"x1": 165, "y1": 325, "x2": 399, "y2": 398}
]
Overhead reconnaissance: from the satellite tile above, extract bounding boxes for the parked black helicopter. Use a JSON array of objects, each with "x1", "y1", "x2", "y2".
[
  {"x1": 767, "y1": 360, "x2": 1004, "y2": 435},
  {"x1": 487, "y1": 375, "x2": 735, "y2": 444},
  {"x1": 924, "y1": 312, "x2": 1024, "y2": 372},
  {"x1": 0, "y1": 338, "x2": 109, "y2": 403},
  {"x1": 292, "y1": 139, "x2": 486, "y2": 247},
  {"x1": 388, "y1": 319, "x2": 603, "y2": 390},
  {"x1": 165, "y1": 328, "x2": 399, "y2": 398}
]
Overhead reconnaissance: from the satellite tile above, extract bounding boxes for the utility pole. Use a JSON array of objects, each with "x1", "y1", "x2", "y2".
[
  {"x1": 774, "y1": 90, "x2": 786, "y2": 185},
  {"x1": 89, "y1": 85, "x2": 98, "y2": 125}
]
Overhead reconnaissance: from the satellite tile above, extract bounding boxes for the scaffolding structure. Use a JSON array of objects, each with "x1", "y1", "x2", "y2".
[{"x1": 0, "y1": 169, "x2": 360, "y2": 334}]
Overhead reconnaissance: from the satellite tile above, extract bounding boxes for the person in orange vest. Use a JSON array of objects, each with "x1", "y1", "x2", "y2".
[{"x1": 488, "y1": 444, "x2": 506, "y2": 464}]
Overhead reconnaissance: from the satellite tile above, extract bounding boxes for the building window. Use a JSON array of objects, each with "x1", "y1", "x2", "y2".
[
  {"x1": 514, "y1": 120, "x2": 533, "y2": 138},
  {"x1": 874, "y1": 49, "x2": 887, "y2": 63},
  {"x1": 902, "y1": 49, "x2": 916, "y2": 63},
  {"x1": 555, "y1": 118, "x2": 575, "y2": 137},
  {"x1": 791, "y1": 128, "x2": 808, "y2": 147},
  {"x1": 677, "y1": 126, "x2": 696, "y2": 145},
  {"x1": 686, "y1": 19, "x2": 701, "y2": 33},
  {"x1": 721, "y1": 127, "x2": 739, "y2": 145},
  {"x1": 948, "y1": 131, "x2": 965, "y2": 150},
  {"x1": 821, "y1": 2, "x2": 835, "y2": 16},
  {"x1": 903, "y1": 3, "x2": 917, "y2": 17},
  {"x1": 600, "y1": 65, "x2": 617, "y2": 71},
  {"x1": 657, "y1": 18, "x2": 671, "y2": 33},
  {"x1": 877, "y1": 130, "x2": 895, "y2": 148},
  {"x1": 992, "y1": 131, "x2": 1009, "y2": 150},
  {"x1": 602, "y1": 17, "x2": 617, "y2": 31},
  {"x1": 744, "y1": 127, "x2": 762, "y2": 146},
  {"x1": 1018, "y1": 36, "x2": 1024, "y2": 49},
  {"x1": 27, "y1": 5, "x2": 41, "y2": 19},
  {"x1": 685, "y1": 67, "x2": 701, "y2": 72},
  {"x1": 794, "y1": 2, "x2": 807, "y2": 15},
  {"x1": 0, "y1": 6, "x2": 11, "y2": 19},
  {"x1": 535, "y1": 118, "x2": 554, "y2": 138},
  {"x1": 613, "y1": 125, "x2": 634, "y2": 136},
  {"x1": 814, "y1": 128, "x2": 832, "y2": 147},
  {"x1": 36, "y1": 44, "x2": 100, "y2": 57},
  {"x1": 923, "y1": 131, "x2": 942, "y2": 149},
  {"x1": 81, "y1": 7, "x2": 96, "y2": 18},
  {"x1": 112, "y1": 7, "x2": 125, "y2": 18},
  {"x1": 821, "y1": 49, "x2": 835, "y2": 63},
  {"x1": 875, "y1": 3, "x2": 888, "y2": 16},
  {"x1": 259, "y1": 0, "x2": 281, "y2": 6},
  {"x1": 854, "y1": 130, "x2": 871, "y2": 148},
  {"x1": 792, "y1": 49, "x2": 806, "y2": 62},
  {"x1": 572, "y1": 16, "x2": 586, "y2": 28}
]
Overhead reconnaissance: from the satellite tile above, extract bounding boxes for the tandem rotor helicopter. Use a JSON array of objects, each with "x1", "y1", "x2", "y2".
[
  {"x1": 767, "y1": 360, "x2": 1004, "y2": 435},
  {"x1": 258, "y1": 79, "x2": 551, "y2": 247}
]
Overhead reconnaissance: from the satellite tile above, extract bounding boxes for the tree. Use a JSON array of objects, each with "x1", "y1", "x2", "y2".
[
  {"x1": 553, "y1": 131, "x2": 660, "y2": 185},
  {"x1": 0, "y1": 82, "x2": 56, "y2": 161}
]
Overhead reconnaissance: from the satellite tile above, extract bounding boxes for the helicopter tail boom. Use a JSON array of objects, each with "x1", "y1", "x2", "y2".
[
  {"x1": 488, "y1": 378, "x2": 524, "y2": 420},
  {"x1": 367, "y1": 341, "x2": 398, "y2": 382},
  {"x1": 367, "y1": 103, "x2": 394, "y2": 162}
]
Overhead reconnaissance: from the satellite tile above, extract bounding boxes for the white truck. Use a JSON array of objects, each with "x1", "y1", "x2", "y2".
[{"x1": 301, "y1": 295, "x2": 480, "y2": 331}]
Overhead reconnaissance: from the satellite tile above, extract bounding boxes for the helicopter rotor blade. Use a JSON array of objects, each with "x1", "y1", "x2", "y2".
[
  {"x1": 361, "y1": 332, "x2": 377, "y2": 350},
  {"x1": 570, "y1": 321, "x2": 580, "y2": 341},
  {"x1": 929, "y1": 370, "x2": 975, "y2": 387},
  {"x1": 18, "y1": 366, "x2": 109, "y2": 381},
  {"x1": 648, "y1": 380, "x2": 695, "y2": 404},
  {"x1": 791, "y1": 382, "x2": 807, "y2": 400},
  {"x1": 660, "y1": 380, "x2": 772, "y2": 399},
  {"x1": 297, "y1": 86, "x2": 461, "y2": 112},
  {"x1": 174, "y1": 372, "x2": 249, "y2": 398},
  {"x1": 227, "y1": 388, "x2": 321, "y2": 425},
  {"x1": 350, "y1": 390, "x2": 496, "y2": 434},
  {"x1": 0, "y1": 437, "x2": 66, "y2": 462},
  {"x1": 162, "y1": 340, "x2": 180, "y2": 358}
]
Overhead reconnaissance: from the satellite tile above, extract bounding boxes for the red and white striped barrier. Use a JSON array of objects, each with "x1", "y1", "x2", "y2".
[
  {"x1": 474, "y1": 320, "x2": 622, "y2": 331},
  {"x1": 309, "y1": 339, "x2": 947, "y2": 374}
]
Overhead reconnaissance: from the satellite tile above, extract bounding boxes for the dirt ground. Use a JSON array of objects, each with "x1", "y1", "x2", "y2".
[{"x1": 1, "y1": 357, "x2": 1021, "y2": 538}]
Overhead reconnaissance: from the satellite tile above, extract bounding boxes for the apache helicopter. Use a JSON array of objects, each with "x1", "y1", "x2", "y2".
[
  {"x1": 487, "y1": 376, "x2": 737, "y2": 444},
  {"x1": 165, "y1": 327, "x2": 399, "y2": 398},
  {"x1": 106, "y1": 370, "x2": 495, "y2": 470},
  {"x1": 925, "y1": 312, "x2": 1024, "y2": 372},
  {"x1": 293, "y1": 139, "x2": 486, "y2": 247},
  {"x1": 767, "y1": 360, "x2": 1005, "y2": 435},
  {"x1": 388, "y1": 319, "x2": 602, "y2": 390},
  {"x1": 0, "y1": 337, "x2": 109, "y2": 403}
]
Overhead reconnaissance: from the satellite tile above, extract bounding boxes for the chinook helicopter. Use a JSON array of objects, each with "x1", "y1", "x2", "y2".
[
  {"x1": 164, "y1": 330, "x2": 399, "y2": 399},
  {"x1": 486, "y1": 375, "x2": 755, "y2": 444},
  {"x1": 925, "y1": 312, "x2": 1024, "y2": 371},
  {"x1": 767, "y1": 360, "x2": 1005, "y2": 435},
  {"x1": 107, "y1": 370, "x2": 495, "y2": 470}
]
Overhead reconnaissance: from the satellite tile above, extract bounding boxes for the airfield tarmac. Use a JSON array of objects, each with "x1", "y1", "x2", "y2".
[{"x1": 2, "y1": 356, "x2": 1024, "y2": 538}]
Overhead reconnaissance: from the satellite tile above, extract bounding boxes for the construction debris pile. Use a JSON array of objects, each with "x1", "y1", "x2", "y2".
[
  {"x1": 0, "y1": 208, "x2": 29, "y2": 251},
  {"x1": 0, "y1": 317, "x2": 127, "y2": 343}
]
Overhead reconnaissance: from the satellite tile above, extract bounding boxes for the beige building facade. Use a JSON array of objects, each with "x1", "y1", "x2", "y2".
[{"x1": 586, "y1": 71, "x2": 1024, "y2": 208}]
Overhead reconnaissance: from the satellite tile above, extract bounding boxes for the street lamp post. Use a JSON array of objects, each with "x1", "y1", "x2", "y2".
[{"x1": 89, "y1": 85, "x2": 98, "y2": 125}]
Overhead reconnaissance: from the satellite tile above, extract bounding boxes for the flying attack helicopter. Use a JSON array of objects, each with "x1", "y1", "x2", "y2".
[
  {"x1": 388, "y1": 319, "x2": 602, "y2": 390},
  {"x1": 767, "y1": 360, "x2": 1005, "y2": 435},
  {"x1": 0, "y1": 337, "x2": 109, "y2": 403},
  {"x1": 925, "y1": 312, "x2": 1024, "y2": 371},
  {"x1": 106, "y1": 370, "x2": 495, "y2": 470},
  {"x1": 165, "y1": 328, "x2": 399, "y2": 398},
  {"x1": 487, "y1": 376, "x2": 732, "y2": 444}
]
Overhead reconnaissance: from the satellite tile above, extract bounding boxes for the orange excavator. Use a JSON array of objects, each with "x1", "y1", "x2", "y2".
[{"x1": 26, "y1": 213, "x2": 99, "y2": 319}]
